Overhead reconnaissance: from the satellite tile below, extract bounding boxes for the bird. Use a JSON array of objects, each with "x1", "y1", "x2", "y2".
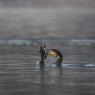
[
  {"x1": 39, "y1": 44, "x2": 47, "y2": 65},
  {"x1": 47, "y1": 49, "x2": 63, "y2": 66},
  {"x1": 39, "y1": 44, "x2": 63, "y2": 66}
]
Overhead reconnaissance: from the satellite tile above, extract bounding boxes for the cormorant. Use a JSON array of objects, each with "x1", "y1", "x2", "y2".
[
  {"x1": 39, "y1": 45, "x2": 63, "y2": 65},
  {"x1": 48, "y1": 49, "x2": 63, "y2": 65},
  {"x1": 39, "y1": 44, "x2": 47, "y2": 65}
]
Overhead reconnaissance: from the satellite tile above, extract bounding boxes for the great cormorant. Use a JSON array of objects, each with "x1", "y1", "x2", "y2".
[
  {"x1": 48, "y1": 49, "x2": 63, "y2": 65},
  {"x1": 39, "y1": 45, "x2": 63, "y2": 65}
]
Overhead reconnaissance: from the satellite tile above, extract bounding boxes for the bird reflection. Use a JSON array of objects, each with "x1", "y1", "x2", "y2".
[
  {"x1": 39, "y1": 65, "x2": 63, "y2": 95},
  {"x1": 39, "y1": 65, "x2": 45, "y2": 95}
]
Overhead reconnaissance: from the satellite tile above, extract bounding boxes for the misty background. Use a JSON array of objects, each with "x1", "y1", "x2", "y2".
[
  {"x1": 0, "y1": 1, "x2": 95, "y2": 95},
  {"x1": 0, "y1": 0, "x2": 95, "y2": 39}
]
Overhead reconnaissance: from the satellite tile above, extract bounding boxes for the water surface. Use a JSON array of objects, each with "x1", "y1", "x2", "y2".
[{"x1": 0, "y1": 39, "x2": 95, "y2": 95}]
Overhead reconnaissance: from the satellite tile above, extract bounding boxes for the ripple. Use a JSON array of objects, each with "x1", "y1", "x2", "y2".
[
  {"x1": 36, "y1": 62, "x2": 95, "y2": 68},
  {"x1": 0, "y1": 39, "x2": 95, "y2": 45}
]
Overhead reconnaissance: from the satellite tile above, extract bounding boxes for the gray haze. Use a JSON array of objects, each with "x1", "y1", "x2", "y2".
[
  {"x1": 0, "y1": 0, "x2": 95, "y2": 8},
  {"x1": 0, "y1": 1, "x2": 95, "y2": 95},
  {"x1": 0, "y1": 0, "x2": 95, "y2": 39}
]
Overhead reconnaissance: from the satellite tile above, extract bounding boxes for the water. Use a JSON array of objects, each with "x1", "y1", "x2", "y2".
[
  {"x1": 0, "y1": 38, "x2": 95, "y2": 45},
  {"x1": 0, "y1": 39, "x2": 95, "y2": 95}
]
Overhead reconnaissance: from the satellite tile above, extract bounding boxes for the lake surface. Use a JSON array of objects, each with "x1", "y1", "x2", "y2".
[{"x1": 0, "y1": 39, "x2": 95, "y2": 95}]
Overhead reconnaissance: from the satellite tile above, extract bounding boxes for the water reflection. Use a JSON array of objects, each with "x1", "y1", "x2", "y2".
[
  {"x1": 39, "y1": 65, "x2": 45, "y2": 95},
  {"x1": 39, "y1": 64, "x2": 63, "y2": 95}
]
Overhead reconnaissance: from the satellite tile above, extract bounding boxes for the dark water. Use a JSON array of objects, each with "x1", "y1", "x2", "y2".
[{"x1": 0, "y1": 39, "x2": 95, "y2": 95}]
